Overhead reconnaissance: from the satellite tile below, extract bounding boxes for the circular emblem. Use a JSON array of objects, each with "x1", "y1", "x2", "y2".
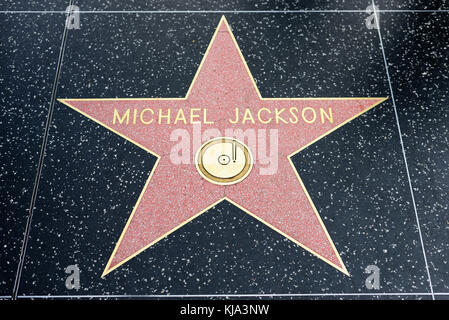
[{"x1": 195, "y1": 137, "x2": 253, "y2": 185}]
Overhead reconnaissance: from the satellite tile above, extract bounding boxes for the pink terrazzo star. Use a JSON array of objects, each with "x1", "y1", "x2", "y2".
[{"x1": 59, "y1": 16, "x2": 386, "y2": 277}]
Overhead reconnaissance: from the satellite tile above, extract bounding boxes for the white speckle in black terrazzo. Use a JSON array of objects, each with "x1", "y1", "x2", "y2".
[
  {"x1": 0, "y1": 13, "x2": 66, "y2": 295},
  {"x1": 70, "y1": 0, "x2": 449, "y2": 11},
  {"x1": 381, "y1": 12, "x2": 449, "y2": 292},
  {"x1": 0, "y1": 0, "x2": 69, "y2": 11}
]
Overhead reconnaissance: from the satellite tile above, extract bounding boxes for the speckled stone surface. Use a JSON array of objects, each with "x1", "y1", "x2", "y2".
[
  {"x1": 70, "y1": 1, "x2": 448, "y2": 11},
  {"x1": 0, "y1": 1, "x2": 69, "y2": 11},
  {"x1": 381, "y1": 13, "x2": 449, "y2": 292},
  {"x1": 0, "y1": 13, "x2": 65, "y2": 295},
  {"x1": 1, "y1": 6, "x2": 447, "y2": 300}
]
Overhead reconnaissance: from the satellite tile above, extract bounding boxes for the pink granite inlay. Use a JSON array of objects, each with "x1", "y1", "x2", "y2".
[{"x1": 63, "y1": 18, "x2": 385, "y2": 274}]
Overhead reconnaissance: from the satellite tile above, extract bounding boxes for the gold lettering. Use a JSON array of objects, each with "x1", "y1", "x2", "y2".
[
  {"x1": 140, "y1": 108, "x2": 154, "y2": 124},
  {"x1": 275, "y1": 108, "x2": 288, "y2": 124},
  {"x1": 113, "y1": 108, "x2": 130, "y2": 124},
  {"x1": 133, "y1": 109, "x2": 137, "y2": 124},
  {"x1": 158, "y1": 108, "x2": 171, "y2": 124},
  {"x1": 257, "y1": 108, "x2": 272, "y2": 124},
  {"x1": 190, "y1": 108, "x2": 201, "y2": 124},
  {"x1": 320, "y1": 107, "x2": 333, "y2": 124},
  {"x1": 242, "y1": 108, "x2": 255, "y2": 124},
  {"x1": 289, "y1": 107, "x2": 299, "y2": 124},
  {"x1": 229, "y1": 107, "x2": 239, "y2": 124},
  {"x1": 174, "y1": 109, "x2": 187, "y2": 125},
  {"x1": 302, "y1": 107, "x2": 316, "y2": 124},
  {"x1": 203, "y1": 109, "x2": 214, "y2": 124}
]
